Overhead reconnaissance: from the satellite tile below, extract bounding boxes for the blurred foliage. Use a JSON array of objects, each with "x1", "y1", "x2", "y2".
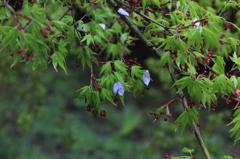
[
  {"x1": 0, "y1": 0, "x2": 240, "y2": 158},
  {"x1": 0, "y1": 50, "x2": 239, "y2": 159}
]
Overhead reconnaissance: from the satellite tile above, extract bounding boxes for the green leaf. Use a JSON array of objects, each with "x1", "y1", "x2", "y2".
[
  {"x1": 100, "y1": 62, "x2": 112, "y2": 75},
  {"x1": 182, "y1": 147, "x2": 195, "y2": 153},
  {"x1": 2, "y1": 27, "x2": 19, "y2": 50},
  {"x1": 202, "y1": 27, "x2": 219, "y2": 50},
  {"x1": 131, "y1": 65, "x2": 142, "y2": 78},
  {"x1": 81, "y1": 34, "x2": 94, "y2": 47},
  {"x1": 229, "y1": 38, "x2": 238, "y2": 52},
  {"x1": 76, "y1": 86, "x2": 92, "y2": 100},
  {"x1": 212, "y1": 56, "x2": 225, "y2": 74},
  {"x1": 175, "y1": 111, "x2": 188, "y2": 134},
  {"x1": 173, "y1": 76, "x2": 192, "y2": 93},
  {"x1": 90, "y1": 91, "x2": 100, "y2": 110},
  {"x1": 98, "y1": 74, "x2": 115, "y2": 89},
  {"x1": 119, "y1": 94, "x2": 125, "y2": 106},
  {"x1": 114, "y1": 72, "x2": 125, "y2": 84},
  {"x1": 222, "y1": 156, "x2": 233, "y2": 159},
  {"x1": 151, "y1": 0, "x2": 160, "y2": 7},
  {"x1": 228, "y1": 108, "x2": 240, "y2": 143},
  {"x1": 114, "y1": 60, "x2": 127, "y2": 73},
  {"x1": 100, "y1": 88, "x2": 116, "y2": 106},
  {"x1": 51, "y1": 52, "x2": 68, "y2": 74},
  {"x1": 142, "y1": 0, "x2": 147, "y2": 8},
  {"x1": 148, "y1": 38, "x2": 164, "y2": 43},
  {"x1": 112, "y1": 22, "x2": 122, "y2": 34},
  {"x1": 159, "y1": 51, "x2": 170, "y2": 68},
  {"x1": 187, "y1": 28, "x2": 202, "y2": 48}
]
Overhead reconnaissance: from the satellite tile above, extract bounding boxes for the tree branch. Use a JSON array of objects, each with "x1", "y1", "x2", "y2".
[{"x1": 107, "y1": 0, "x2": 212, "y2": 158}]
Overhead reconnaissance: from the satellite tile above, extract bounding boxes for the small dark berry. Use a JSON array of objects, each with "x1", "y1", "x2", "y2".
[
  {"x1": 50, "y1": 30, "x2": 55, "y2": 34},
  {"x1": 164, "y1": 154, "x2": 169, "y2": 158},
  {"x1": 20, "y1": 53, "x2": 25, "y2": 58},
  {"x1": 233, "y1": 154, "x2": 237, "y2": 157},
  {"x1": 149, "y1": 112, "x2": 156, "y2": 115},
  {"x1": 100, "y1": 110, "x2": 106, "y2": 117},
  {"x1": 45, "y1": 26, "x2": 50, "y2": 31},
  {"x1": 17, "y1": 49, "x2": 24, "y2": 54},
  {"x1": 160, "y1": 111, "x2": 165, "y2": 114}
]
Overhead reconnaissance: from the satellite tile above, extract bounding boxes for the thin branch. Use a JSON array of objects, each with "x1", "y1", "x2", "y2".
[
  {"x1": 59, "y1": 7, "x2": 72, "y2": 21},
  {"x1": 80, "y1": 3, "x2": 98, "y2": 21},
  {"x1": 189, "y1": 50, "x2": 238, "y2": 92},
  {"x1": 108, "y1": 0, "x2": 212, "y2": 158},
  {"x1": 114, "y1": 0, "x2": 175, "y2": 35}
]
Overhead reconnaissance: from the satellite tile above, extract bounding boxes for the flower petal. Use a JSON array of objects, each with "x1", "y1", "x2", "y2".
[
  {"x1": 143, "y1": 70, "x2": 150, "y2": 86},
  {"x1": 113, "y1": 82, "x2": 125, "y2": 96},
  {"x1": 118, "y1": 8, "x2": 129, "y2": 16},
  {"x1": 193, "y1": 19, "x2": 202, "y2": 33},
  {"x1": 193, "y1": 19, "x2": 200, "y2": 27},
  {"x1": 99, "y1": 23, "x2": 106, "y2": 30}
]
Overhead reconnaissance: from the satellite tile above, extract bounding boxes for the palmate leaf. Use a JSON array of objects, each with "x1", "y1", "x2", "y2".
[
  {"x1": 114, "y1": 72, "x2": 125, "y2": 84},
  {"x1": 131, "y1": 65, "x2": 142, "y2": 78},
  {"x1": 228, "y1": 107, "x2": 240, "y2": 143},
  {"x1": 51, "y1": 52, "x2": 68, "y2": 75},
  {"x1": 90, "y1": 91, "x2": 100, "y2": 110},
  {"x1": 212, "y1": 56, "x2": 226, "y2": 74},
  {"x1": 2, "y1": 27, "x2": 19, "y2": 50},
  {"x1": 81, "y1": 34, "x2": 94, "y2": 47},
  {"x1": 105, "y1": 43, "x2": 122, "y2": 59},
  {"x1": 114, "y1": 60, "x2": 127, "y2": 74},
  {"x1": 128, "y1": 77, "x2": 145, "y2": 96},
  {"x1": 175, "y1": 108, "x2": 199, "y2": 134},
  {"x1": 173, "y1": 76, "x2": 192, "y2": 93},
  {"x1": 202, "y1": 27, "x2": 220, "y2": 50},
  {"x1": 100, "y1": 88, "x2": 116, "y2": 106},
  {"x1": 175, "y1": 111, "x2": 188, "y2": 134},
  {"x1": 100, "y1": 62, "x2": 112, "y2": 75},
  {"x1": 187, "y1": 28, "x2": 202, "y2": 48},
  {"x1": 159, "y1": 51, "x2": 170, "y2": 68},
  {"x1": 159, "y1": 36, "x2": 176, "y2": 50},
  {"x1": 212, "y1": 74, "x2": 227, "y2": 93},
  {"x1": 76, "y1": 85, "x2": 92, "y2": 100},
  {"x1": 98, "y1": 74, "x2": 115, "y2": 89}
]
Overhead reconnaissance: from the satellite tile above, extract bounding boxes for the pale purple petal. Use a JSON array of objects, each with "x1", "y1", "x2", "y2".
[
  {"x1": 99, "y1": 23, "x2": 106, "y2": 30},
  {"x1": 113, "y1": 82, "x2": 125, "y2": 96},
  {"x1": 118, "y1": 8, "x2": 129, "y2": 16},
  {"x1": 143, "y1": 70, "x2": 150, "y2": 86}
]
